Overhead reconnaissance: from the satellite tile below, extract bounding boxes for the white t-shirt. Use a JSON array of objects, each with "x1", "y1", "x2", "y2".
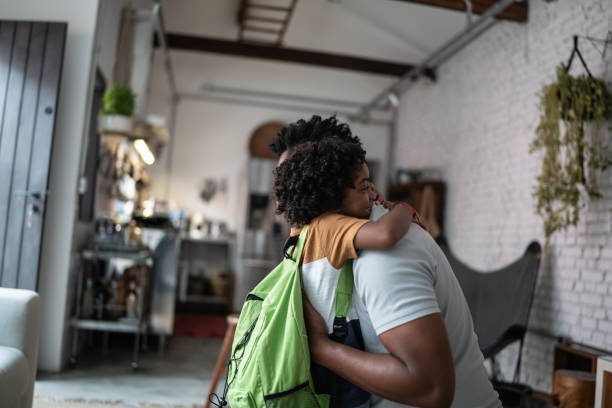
[{"x1": 352, "y1": 205, "x2": 501, "y2": 408}]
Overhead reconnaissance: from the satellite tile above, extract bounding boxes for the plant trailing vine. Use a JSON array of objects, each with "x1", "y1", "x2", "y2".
[{"x1": 530, "y1": 64, "x2": 612, "y2": 246}]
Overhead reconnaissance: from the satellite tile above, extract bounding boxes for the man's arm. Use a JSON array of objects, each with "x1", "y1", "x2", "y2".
[{"x1": 304, "y1": 296, "x2": 455, "y2": 408}]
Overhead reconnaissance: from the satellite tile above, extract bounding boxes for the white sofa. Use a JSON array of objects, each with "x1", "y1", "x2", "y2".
[{"x1": 0, "y1": 288, "x2": 41, "y2": 408}]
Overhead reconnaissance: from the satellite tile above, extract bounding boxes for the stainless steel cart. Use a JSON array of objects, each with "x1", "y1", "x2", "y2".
[{"x1": 70, "y1": 248, "x2": 153, "y2": 369}]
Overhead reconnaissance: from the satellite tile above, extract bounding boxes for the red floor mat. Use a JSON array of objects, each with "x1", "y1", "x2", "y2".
[{"x1": 173, "y1": 314, "x2": 227, "y2": 339}]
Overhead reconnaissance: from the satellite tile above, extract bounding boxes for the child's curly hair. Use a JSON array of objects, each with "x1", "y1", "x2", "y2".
[
  {"x1": 274, "y1": 137, "x2": 367, "y2": 226},
  {"x1": 269, "y1": 115, "x2": 362, "y2": 157}
]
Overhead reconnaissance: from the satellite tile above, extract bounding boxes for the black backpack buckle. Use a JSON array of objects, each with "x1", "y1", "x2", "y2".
[
  {"x1": 331, "y1": 317, "x2": 348, "y2": 341},
  {"x1": 283, "y1": 235, "x2": 299, "y2": 260}
]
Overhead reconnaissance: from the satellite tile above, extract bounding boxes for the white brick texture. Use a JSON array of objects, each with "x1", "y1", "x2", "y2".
[{"x1": 395, "y1": 0, "x2": 612, "y2": 393}]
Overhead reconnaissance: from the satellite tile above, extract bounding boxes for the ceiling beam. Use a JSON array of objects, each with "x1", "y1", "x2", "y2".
[
  {"x1": 390, "y1": 0, "x2": 527, "y2": 23},
  {"x1": 156, "y1": 33, "x2": 436, "y2": 79}
]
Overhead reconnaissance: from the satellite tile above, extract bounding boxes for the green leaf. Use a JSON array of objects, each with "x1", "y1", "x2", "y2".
[
  {"x1": 101, "y1": 82, "x2": 135, "y2": 116},
  {"x1": 532, "y1": 64, "x2": 612, "y2": 242}
]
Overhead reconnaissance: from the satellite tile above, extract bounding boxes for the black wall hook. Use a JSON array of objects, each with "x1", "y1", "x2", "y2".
[
  {"x1": 565, "y1": 35, "x2": 593, "y2": 78},
  {"x1": 582, "y1": 31, "x2": 612, "y2": 60}
]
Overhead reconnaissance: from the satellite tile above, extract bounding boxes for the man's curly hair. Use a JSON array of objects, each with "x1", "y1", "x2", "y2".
[
  {"x1": 274, "y1": 137, "x2": 367, "y2": 226},
  {"x1": 269, "y1": 115, "x2": 362, "y2": 157}
]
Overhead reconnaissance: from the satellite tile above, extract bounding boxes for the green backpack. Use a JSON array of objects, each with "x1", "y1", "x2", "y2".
[{"x1": 214, "y1": 226, "x2": 355, "y2": 407}]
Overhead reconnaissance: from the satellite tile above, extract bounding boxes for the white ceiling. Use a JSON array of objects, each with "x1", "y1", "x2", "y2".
[
  {"x1": 160, "y1": 0, "x2": 469, "y2": 65},
  {"x1": 150, "y1": 0, "x2": 476, "y2": 110}
]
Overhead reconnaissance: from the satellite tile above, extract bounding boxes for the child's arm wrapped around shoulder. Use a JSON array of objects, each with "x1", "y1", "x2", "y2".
[{"x1": 353, "y1": 201, "x2": 415, "y2": 250}]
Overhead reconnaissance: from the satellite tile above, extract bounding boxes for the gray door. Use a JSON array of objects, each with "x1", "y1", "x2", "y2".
[{"x1": 0, "y1": 21, "x2": 67, "y2": 290}]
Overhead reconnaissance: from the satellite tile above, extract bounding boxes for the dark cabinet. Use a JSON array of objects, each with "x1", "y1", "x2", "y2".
[{"x1": 387, "y1": 181, "x2": 445, "y2": 237}]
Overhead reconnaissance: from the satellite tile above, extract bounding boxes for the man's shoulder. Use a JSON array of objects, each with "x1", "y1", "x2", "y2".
[
  {"x1": 352, "y1": 223, "x2": 441, "y2": 336},
  {"x1": 356, "y1": 224, "x2": 437, "y2": 267}
]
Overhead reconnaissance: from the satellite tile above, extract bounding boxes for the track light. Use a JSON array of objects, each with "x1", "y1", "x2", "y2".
[{"x1": 387, "y1": 92, "x2": 399, "y2": 108}]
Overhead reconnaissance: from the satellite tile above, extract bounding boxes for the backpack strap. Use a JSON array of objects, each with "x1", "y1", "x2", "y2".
[
  {"x1": 288, "y1": 227, "x2": 351, "y2": 340},
  {"x1": 283, "y1": 226, "x2": 309, "y2": 262},
  {"x1": 294, "y1": 226, "x2": 309, "y2": 260},
  {"x1": 331, "y1": 259, "x2": 353, "y2": 341}
]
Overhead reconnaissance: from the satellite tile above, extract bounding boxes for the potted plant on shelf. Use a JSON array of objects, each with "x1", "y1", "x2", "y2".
[
  {"x1": 530, "y1": 64, "x2": 612, "y2": 248},
  {"x1": 99, "y1": 82, "x2": 136, "y2": 134}
]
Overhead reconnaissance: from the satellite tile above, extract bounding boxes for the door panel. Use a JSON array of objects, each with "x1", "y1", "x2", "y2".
[
  {"x1": 0, "y1": 21, "x2": 66, "y2": 290},
  {"x1": 0, "y1": 21, "x2": 28, "y2": 288},
  {"x1": 3, "y1": 22, "x2": 46, "y2": 289}
]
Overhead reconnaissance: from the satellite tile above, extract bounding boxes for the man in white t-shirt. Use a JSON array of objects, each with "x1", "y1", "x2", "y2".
[
  {"x1": 304, "y1": 205, "x2": 501, "y2": 408},
  {"x1": 271, "y1": 115, "x2": 500, "y2": 407}
]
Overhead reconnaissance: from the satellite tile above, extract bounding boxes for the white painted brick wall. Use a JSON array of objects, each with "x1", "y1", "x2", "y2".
[{"x1": 395, "y1": 0, "x2": 612, "y2": 392}]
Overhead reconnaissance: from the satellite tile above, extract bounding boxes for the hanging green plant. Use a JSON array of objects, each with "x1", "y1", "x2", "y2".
[
  {"x1": 101, "y1": 82, "x2": 135, "y2": 117},
  {"x1": 530, "y1": 65, "x2": 612, "y2": 247}
]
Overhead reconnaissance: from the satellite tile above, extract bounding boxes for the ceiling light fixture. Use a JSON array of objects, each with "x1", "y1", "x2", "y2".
[
  {"x1": 134, "y1": 139, "x2": 155, "y2": 165},
  {"x1": 387, "y1": 92, "x2": 399, "y2": 108}
]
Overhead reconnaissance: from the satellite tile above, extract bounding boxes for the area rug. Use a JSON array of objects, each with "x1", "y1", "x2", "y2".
[
  {"x1": 34, "y1": 396, "x2": 199, "y2": 408},
  {"x1": 173, "y1": 314, "x2": 226, "y2": 339}
]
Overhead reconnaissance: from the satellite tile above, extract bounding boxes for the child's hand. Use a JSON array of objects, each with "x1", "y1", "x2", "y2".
[
  {"x1": 382, "y1": 200, "x2": 397, "y2": 210},
  {"x1": 391, "y1": 202, "x2": 422, "y2": 226},
  {"x1": 370, "y1": 183, "x2": 385, "y2": 206},
  {"x1": 387, "y1": 202, "x2": 418, "y2": 223}
]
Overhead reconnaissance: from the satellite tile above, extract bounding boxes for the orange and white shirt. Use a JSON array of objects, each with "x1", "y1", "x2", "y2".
[{"x1": 291, "y1": 212, "x2": 368, "y2": 333}]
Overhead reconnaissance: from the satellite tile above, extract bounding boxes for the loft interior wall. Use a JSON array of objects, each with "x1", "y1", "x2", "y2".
[
  {"x1": 146, "y1": 49, "x2": 393, "y2": 233},
  {"x1": 394, "y1": 0, "x2": 612, "y2": 392},
  {"x1": 147, "y1": 99, "x2": 390, "y2": 233},
  {"x1": 0, "y1": 0, "x2": 102, "y2": 372}
]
